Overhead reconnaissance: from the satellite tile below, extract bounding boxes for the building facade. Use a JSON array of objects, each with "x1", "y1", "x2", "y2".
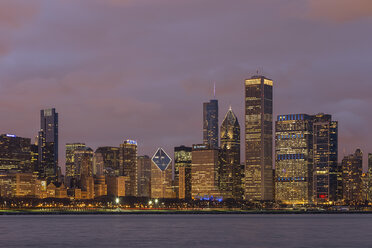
[
  {"x1": 244, "y1": 75, "x2": 273, "y2": 201},
  {"x1": 0, "y1": 134, "x2": 32, "y2": 172},
  {"x1": 174, "y1": 146, "x2": 192, "y2": 199},
  {"x1": 342, "y1": 149, "x2": 363, "y2": 203},
  {"x1": 65, "y1": 143, "x2": 86, "y2": 178},
  {"x1": 38, "y1": 108, "x2": 58, "y2": 183},
  {"x1": 275, "y1": 114, "x2": 314, "y2": 204},
  {"x1": 203, "y1": 99, "x2": 219, "y2": 149},
  {"x1": 137, "y1": 155, "x2": 151, "y2": 198},
  {"x1": 94, "y1": 147, "x2": 120, "y2": 176},
  {"x1": 151, "y1": 148, "x2": 174, "y2": 199},
  {"x1": 119, "y1": 140, "x2": 138, "y2": 196},
  {"x1": 220, "y1": 107, "x2": 241, "y2": 199}
]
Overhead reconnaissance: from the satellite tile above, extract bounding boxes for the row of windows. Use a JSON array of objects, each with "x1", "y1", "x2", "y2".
[
  {"x1": 278, "y1": 114, "x2": 306, "y2": 121},
  {"x1": 277, "y1": 177, "x2": 306, "y2": 182},
  {"x1": 277, "y1": 133, "x2": 304, "y2": 139},
  {"x1": 277, "y1": 154, "x2": 305, "y2": 160}
]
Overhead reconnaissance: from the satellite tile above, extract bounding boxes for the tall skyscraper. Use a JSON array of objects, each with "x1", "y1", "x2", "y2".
[
  {"x1": 203, "y1": 99, "x2": 219, "y2": 149},
  {"x1": 244, "y1": 75, "x2": 273, "y2": 201},
  {"x1": 312, "y1": 114, "x2": 338, "y2": 203},
  {"x1": 342, "y1": 149, "x2": 363, "y2": 203},
  {"x1": 151, "y1": 148, "x2": 174, "y2": 199},
  {"x1": 275, "y1": 114, "x2": 314, "y2": 204},
  {"x1": 38, "y1": 108, "x2": 58, "y2": 183},
  {"x1": 220, "y1": 107, "x2": 241, "y2": 199},
  {"x1": 119, "y1": 140, "x2": 138, "y2": 196},
  {"x1": 137, "y1": 155, "x2": 151, "y2": 198},
  {"x1": 174, "y1": 146, "x2": 192, "y2": 199},
  {"x1": 191, "y1": 144, "x2": 222, "y2": 200},
  {"x1": 65, "y1": 143, "x2": 86, "y2": 178}
]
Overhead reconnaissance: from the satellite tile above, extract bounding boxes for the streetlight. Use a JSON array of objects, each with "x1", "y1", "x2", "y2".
[
  {"x1": 154, "y1": 199, "x2": 159, "y2": 204},
  {"x1": 115, "y1": 198, "x2": 120, "y2": 205}
]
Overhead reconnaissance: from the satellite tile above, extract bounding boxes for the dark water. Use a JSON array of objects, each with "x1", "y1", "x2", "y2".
[{"x1": 0, "y1": 214, "x2": 371, "y2": 248}]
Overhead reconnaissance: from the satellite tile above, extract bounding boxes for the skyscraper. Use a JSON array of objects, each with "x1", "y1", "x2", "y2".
[
  {"x1": 119, "y1": 140, "x2": 138, "y2": 196},
  {"x1": 65, "y1": 143, "x2": 86, "y2": 178},
  {"x1": 38, "y1": 108, "x2": 58, "y2": 183},
  {"x1": 312, "y1": 114, "x2": 338, "y2": 203},
  {"x1": 220, "y1": 107, "x2": 241, "y2": 199},
  {"x1": 94, "y1": 147, "x2": 120, "y2": 176},
  {"x1": 275, "y1": 114, "x2": 314, "y2": 204},
  {"x1": 203, "y1": 99, "x2": 219, "y2": 149},
  {"x1": 342, "y1": 149, "x2": 363, "y2": 203},
  {"x1": 244, "y1": 75, "x2": 273, "y2": 201},
  {"x1": 137, "y1": 155, "x2": 151, "y2": 198},
  {"x1": 368, "y1": 154, "x2": 372, "y2": 202},
  {"x1": 191, "y1": 144, "x2": 222, "y2": 200},
  {"x1": 0, "y1": 134, "x2": 32, "y2": 172},
  {"x1": 151, "y1": 148, "x2": 174, "y2": 199},
  {"x1": 174, "y1": 146, "x2": 192, "y2": 199}
]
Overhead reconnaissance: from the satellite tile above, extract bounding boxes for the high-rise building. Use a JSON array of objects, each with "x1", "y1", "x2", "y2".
[
  {"x1": 244, "y1": 75, "x2": 273, "y2": 201},
  {"x1": 342, "y1": 149, "x2": 363, "y2": 203},
  {"x1": 275, "y1": 114, "x2": 314, "y2": 204},
  {"x1": 119, "y1": 140, "x2": 138, "y2": 196},
  {"x1": 191, "y1": 144, "x2": 222, "y2": 200},
  {"x1": 312, "y1": 114, "x2": 338, "y2": 203},
  {"x1": 38, "y1": 108, "x2": 58, "y2": 183},
  {"x1": 220, "y1": 107, "x2": 241, "y2": 199},
  {"x1": 151, "y1": 148, "x2": 174, "y2": 199},
  {"x1": 65, "y1": 143, "x2": 86, "y2": 178},
  {"x1": 368, "y1": 154, "x2": 372, "y2": 202},
  {"x1": 137, "y1": 155, "x2": 151, "y2": 198},
  {"x1": 174, "y1": 146, "x2": 192, "y2": 199},
  {"x1": 0, "y1": 134, "x2": 32, "y2": 172},
  {"x1": 94, "y1": 147, "x2": 120, "y2": 176},
  {"x1": 203, "y1": 99, "x2": 219, "y2": 149}
]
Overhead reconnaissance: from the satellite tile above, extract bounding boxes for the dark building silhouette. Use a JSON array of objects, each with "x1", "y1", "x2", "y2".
[
  {"x1": 174, "y1": 146, "x2": 192, "y2": 199},
  {"x1": 220, "y1": 107, "x2": 241, "y2": 199},
  {"x1": 342, "y1": 149, "x2": 363, "y2": 203},
  {"x1": 94, "y1": 146, "x2": 120, "y2": 176},
  {"x1": 244, "y1": 75, "x2": 273, "y2": 201},
  {"x1": 137, "y1": 155, "x2": 151, "y2": 198},
  {"x1": 38, "y1": 108, "x2": 58, "y2": 183},
  {"x1": 312, "y1": 114, "x2": 339, "y2": 203},
  {"x1": 203, "y1": 99, "x2": 219, "y2": 149}
]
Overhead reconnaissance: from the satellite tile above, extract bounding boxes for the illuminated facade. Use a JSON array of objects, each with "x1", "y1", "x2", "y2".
[
  {"x1": 368, "y1": 154, "x2": 372, "y2": 202},
  {"x1": 65, "y1": 143, "x2": 86, "y2": 178},
  {"x1": 174, "y1": 146, "x2": 192, "y2": 199},
  {"x1": 137, "y1": 155, "x2": 151, "y2": 198},
  {"x1": 0, "y1": 134, "x2": 32, "y2": 172},
  {"x1": 94, "y1": 147, "x2": 120, "y2": 176},
  {"x1": 244, "y1": 75, "x2": 273, "y2": 201},
  {"x1": 191, "y1": 144, "x2": 222, "y2": 199},
  {"x1": 312, "y1": 114, "x2": 338, "y2": 203},
  {"x1": 342, "y1": 149, "x2": 363, "y2": 203},
  {"x1": 151, "y1": 148, "x2": 174, "y2": 199},
  {"x1": 220, "y1": 107, "x2": 241, "y2": 199},
  {"x1": 71, "y1": 147, "x2": 94, "y2": 190},
  {"x1": 203, "y1": 99, "x2": 219, "y2": 149},
  {"x1": 106, "y1": 176, "x2": 126, "y2": 197},
  {"x1": 119, "y1": 140, "x2": 138, "y2": 196},
  {"x1": 38, "y1": 108, "x2": 58, "y2": 183},
  {"x1": 275, "y1": 114, "x2": 313, "y2": 204}
]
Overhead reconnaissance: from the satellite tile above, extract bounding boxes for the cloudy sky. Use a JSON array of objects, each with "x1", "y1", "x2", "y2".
[{"x1": 0, "y1": 0, "x2": 371, "y2": 172}]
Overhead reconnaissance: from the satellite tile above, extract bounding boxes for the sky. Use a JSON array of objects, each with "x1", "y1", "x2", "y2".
[{"x1": 0, "y1": 0, "x2": 371, "y2": 173}]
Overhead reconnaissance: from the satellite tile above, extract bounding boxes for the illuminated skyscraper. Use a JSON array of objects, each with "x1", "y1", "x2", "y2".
[
  {"x1": 0, "y1": 134, "x2": 32, "y2": 172},
  {"x1": 203, "y1": 99, "x2": 219, "y2": 149},
  {"x1": 191, "y1": 144, "x2": 222, "y2": 200},
  {"x1": 120, "y1": 140, "x2": 138, "y2": 196},
  {"x1": 151, "y1": 148, "x2": 174, "y2": 199},
  {"x1": 38, "y1": 108, "x2": 58, "y2": 183},
  {"x1": 174, "y1": 146, "x2": 192, "y2": 199},
  {"x1": 342, "y1": 149, "x2": 363, "y2": 203},
  {"x1": 275, "y1": 114, "x2": 314, "y2": 204},
  {"x1": 244, "y1": 75, "x2": 273, "y2": 201},
  {"x1": 220, "y1": 107, "x2": 241, "y2": 199},
  {"x1": 73, "y1": 147, "x2": 94, "y2": 198},
  {"x1": 312, "y1": 114, "x2": 338, "y2": 203},
  {"x1": 65, "y1": 143, "x2": 86, "y2": 178},
  {"x1": 368, "y1": 154, "x2": 372, "y2": 202},
  {"x1": 137, "y1": 155, "x2": 151, "y2": 198}
]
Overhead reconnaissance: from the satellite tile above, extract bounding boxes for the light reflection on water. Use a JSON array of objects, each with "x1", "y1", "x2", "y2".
[{"x1": 0, "y1": 214, "x2": 370, "y2": 248}]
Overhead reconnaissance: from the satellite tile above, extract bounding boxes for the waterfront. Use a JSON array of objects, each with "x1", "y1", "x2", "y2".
[{"x1": 0, "y1": 214, "x2": 371, "y2": 247}]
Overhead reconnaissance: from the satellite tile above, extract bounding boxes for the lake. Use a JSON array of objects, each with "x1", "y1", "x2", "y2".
[{"x1": 0, "y1": 214, "x2": 370, "y2": 247}]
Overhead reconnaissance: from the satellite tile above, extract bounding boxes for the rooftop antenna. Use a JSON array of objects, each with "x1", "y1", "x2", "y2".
[{"x1": 213, "y1": 82, "x2": 216, "y2": 99}]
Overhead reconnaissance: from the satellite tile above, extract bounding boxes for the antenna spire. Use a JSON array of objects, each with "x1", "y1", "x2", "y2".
[{"x1": 213, "y1": 82, "x2": 216, "y2": 99}]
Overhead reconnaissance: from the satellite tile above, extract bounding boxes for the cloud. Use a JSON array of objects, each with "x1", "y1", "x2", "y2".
[{"x1": 307, "y1": 0, "x2": 372, "y2": 22}]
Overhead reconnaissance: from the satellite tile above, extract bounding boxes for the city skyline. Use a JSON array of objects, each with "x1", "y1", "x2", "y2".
[{"x1": 0, "y1": 0, "x2": 371, "y2": 173}]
